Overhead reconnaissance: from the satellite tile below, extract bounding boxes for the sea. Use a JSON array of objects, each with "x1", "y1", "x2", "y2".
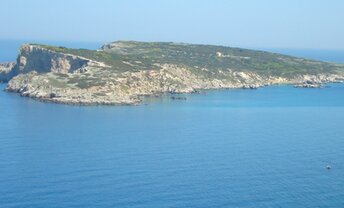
[{"x1": 1, "y1": 40, "x2": 344, "y2": 208}]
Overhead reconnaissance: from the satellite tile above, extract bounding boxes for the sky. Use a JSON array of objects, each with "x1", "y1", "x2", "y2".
[{"x1": 1, "y1": 0, "x2": 344, "y2": 49}]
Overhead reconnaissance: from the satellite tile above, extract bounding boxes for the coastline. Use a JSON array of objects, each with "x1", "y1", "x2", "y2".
[
  {"x1": 1, "y1": 41, "x2": 344, "y2": 106},
  {"x1": 3, "y1": 79, "x2": 344, "y2": 106}
]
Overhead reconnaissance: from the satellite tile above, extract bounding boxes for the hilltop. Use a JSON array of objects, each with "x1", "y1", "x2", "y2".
[{"x1": 1, "y1": 41, "x2": 344, "y2": 105}]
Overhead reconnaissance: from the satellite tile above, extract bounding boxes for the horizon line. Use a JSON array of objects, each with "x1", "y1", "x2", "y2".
[{"x1": 1, "y1": 38, "x2": 344, "y2": 51}]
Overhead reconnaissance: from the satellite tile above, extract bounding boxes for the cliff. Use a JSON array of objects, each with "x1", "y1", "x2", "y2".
[
  {"x1": 3, "y1": 41, "x2": 344, "y2": 105},
  {"x1": 10, "y1": 44, "x2": 108, "y2": 75}
]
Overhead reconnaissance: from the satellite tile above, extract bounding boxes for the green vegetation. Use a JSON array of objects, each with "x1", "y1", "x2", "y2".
[
  {"x1": 47, "y1": 77, "x2": 68, "y2": 88},
  {"x1": 34, "y1": 41, "x2": 344, "y2": 77},
  {"x1": 65, "y1": 76, "x2": 105, "y2": 89}
]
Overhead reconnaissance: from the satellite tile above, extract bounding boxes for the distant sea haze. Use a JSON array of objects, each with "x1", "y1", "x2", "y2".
[
  {"x1": 0, "y1": 40, "x2": 343, "y2": 63},
  {"x1": 263, "y1": 48, "x2": 344, "y2": 64}
]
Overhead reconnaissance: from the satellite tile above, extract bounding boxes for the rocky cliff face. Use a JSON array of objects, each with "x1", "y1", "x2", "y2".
[{"x1": 12, "y1": 44, "x2": 91, "y2": 74}]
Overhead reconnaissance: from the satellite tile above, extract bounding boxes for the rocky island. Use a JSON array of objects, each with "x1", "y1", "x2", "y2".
[{"x1": 1, "y1": 41, "x2": 344, "y2": 105}]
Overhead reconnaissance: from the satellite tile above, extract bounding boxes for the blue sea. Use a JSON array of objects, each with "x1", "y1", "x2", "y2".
[{"x1": 1, "y1": 41, "x2": 344, "y2": 208}]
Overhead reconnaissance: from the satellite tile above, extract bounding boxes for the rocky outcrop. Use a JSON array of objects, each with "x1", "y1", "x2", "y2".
[
  {"x1": 0, "y1": 62, "x2": 15, "y2": 82},
  {"x1": 6, "y1": 63, "x2": 344, "y2": 105},
  {"x1": 15, "y1": 44, "x2": 90, "y2": 73},
  {"x1": 293, "y1": 74, "x2": 344, "y2": 88},
  {"x1": 6, "y1": 44, "x2": 108, "y2": 81},
  {"x1": 294, "y1": 81, "x2": 323, "y2": 88}
]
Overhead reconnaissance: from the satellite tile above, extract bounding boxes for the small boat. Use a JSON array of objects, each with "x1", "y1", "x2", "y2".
[{"x1": 326, "y1": 165, "x2": 332, "y2": 170}]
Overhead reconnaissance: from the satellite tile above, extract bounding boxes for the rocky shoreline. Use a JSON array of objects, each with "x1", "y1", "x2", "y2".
[
  {"x1": 5, "y1": 70, "x2": 344, "y2": 105},
  {"x1": 1, "y1": 42, "x2": 344, "y2": 105},
  {"x1": 0, "y1": 62, "x2": 16, "y2": 82}
]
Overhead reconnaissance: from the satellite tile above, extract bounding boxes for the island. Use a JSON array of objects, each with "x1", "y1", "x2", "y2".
[{"x1": 1, "y1": 41, "x2": 344, "y2": 105}]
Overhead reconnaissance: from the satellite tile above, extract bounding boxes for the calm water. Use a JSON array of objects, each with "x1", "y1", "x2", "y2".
[
  {"x1": 1, "y1": 84, "x2": 344, "y2": 208},
  {"x1": 1, "y1": 42, "x2": 344, "y2": 207}
]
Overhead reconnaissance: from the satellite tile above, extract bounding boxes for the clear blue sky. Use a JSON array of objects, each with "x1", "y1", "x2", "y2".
[{"x1": 1, "y1": 0, "x2": 344, "y2": 49}]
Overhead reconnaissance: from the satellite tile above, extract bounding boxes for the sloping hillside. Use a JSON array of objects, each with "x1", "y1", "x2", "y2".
[{"x1": 2, "y1": 41, "x2": 344, "y2": 105}]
